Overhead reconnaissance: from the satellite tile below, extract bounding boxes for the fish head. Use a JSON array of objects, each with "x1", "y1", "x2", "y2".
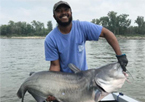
[{"x1": 94, "y1": 62, "x2": 127, "y2": 93}]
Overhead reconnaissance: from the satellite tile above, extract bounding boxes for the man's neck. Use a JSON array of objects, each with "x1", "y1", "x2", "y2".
[{"x1": 58, "y1": 22, "x2": 72, "y2": 34}]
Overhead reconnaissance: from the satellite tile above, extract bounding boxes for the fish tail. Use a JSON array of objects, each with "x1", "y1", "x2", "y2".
[{"x1": 17, "y1": 85, "x2": 27, "y2": 102}]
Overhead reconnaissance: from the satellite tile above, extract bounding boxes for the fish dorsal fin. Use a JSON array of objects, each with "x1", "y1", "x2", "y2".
[
  {"x1": 29, "y1": 72, "x2": 35, "y2": 76},
  {"x1": 68, "y1": 63, "x2": 81, "y2": 73}
]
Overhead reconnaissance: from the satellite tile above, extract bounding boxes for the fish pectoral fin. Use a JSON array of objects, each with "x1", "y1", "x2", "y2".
[
  {"x1": 94, "y1": 90, "x2": 102, "y2": 102},
  {"x1": 68, "y1": 63, "x2": 81, "y2": 73},
  {"x1": 28, "y1": 90, "x2": 46, "y2": 102}
]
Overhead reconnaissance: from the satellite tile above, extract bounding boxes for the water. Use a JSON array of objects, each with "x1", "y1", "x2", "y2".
[{"x1": 0, "y1": 38, "x2": 145, "y2": 102}]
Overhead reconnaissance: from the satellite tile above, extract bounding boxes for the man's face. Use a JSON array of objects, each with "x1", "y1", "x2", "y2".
[{"x1": 54, "y1": 5, "x2": 72, "y2": 27}]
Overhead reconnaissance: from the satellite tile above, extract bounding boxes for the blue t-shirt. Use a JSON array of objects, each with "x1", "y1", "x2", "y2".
[{"x1": 45, "y1": 20, "x2": 102, "y2": 73}]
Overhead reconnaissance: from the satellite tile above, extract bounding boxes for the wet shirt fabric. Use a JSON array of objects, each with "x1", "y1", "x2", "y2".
[{"x1": 45, "y1": 20, "x2": 102, "y2": 73}]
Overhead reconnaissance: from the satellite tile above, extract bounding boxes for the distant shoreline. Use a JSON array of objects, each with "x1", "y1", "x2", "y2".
[
  {"x1": 116, "y1": 35, "x2": 145, "y2": 40},
  {"x1": 1, "y1": 35, "x2": 145, "y2": 40}
]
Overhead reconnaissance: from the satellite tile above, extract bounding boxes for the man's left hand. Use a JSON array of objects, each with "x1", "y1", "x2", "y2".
[{"x1": 116, "y1": 54, "x2": 128, "y2": 72}]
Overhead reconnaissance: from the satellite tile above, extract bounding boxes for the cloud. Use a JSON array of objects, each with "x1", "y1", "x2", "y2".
[{"x1": 0, "y1": 0, "x2": 145, "y2": 27}]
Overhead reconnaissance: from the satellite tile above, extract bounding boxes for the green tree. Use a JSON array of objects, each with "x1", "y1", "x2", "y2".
[
  {"x1": 127, "y1": 26, "x2": 136, "y2": 35},
  {"x1": 0, "y1": 25, "x2": 8, "y2": 36},
  {"x1": 21, "y1": 22, "x2": 27, "y2": 36},
  {"x1": 135, "y1": 16, "x2": 145, "y2": 34},
  {"x1": 47, "y1": 21, "x2": 53, "y2": 33},
  {"x1": 91, "y1": 19, "x2": 100, "y2": 24},
  {"x1": 26, "y1": 23, "x2": 34, "y2": 36},
  {"x1": 31, "y1": 20, "x2": 45, "y2": 36},
  {"x1": 91, "y1": 19, "x2": 96, "y2": 24},
  {"x1": 31, "y1": 20, "x2": 38, "y2": 32},
  {"x1": 15, "y1": 22, "x2": 22, "y2": 35},
  {"x1": 107, "y1": 11, "x2": 118, "y2": 34},
  {"x1": 117, "y1": 14, "x2": 131, "y2": 34},
  {"x1": 99, "y1": 16, "x2": 109, "y2": 28},
  {"x1": 135, "y1": 16, "x2": 144, "y2": 27},
  {"x1": 8, "y1": 20, "x2": 15, "y2": 36}
]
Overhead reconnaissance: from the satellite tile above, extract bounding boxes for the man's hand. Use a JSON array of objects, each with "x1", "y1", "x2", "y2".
[
  {"x1": 46, "y1": 95, "x2": 58, "y2": 102},
  {"x1": 116, "y1": 54, "x2": 128, "y2": 72}
]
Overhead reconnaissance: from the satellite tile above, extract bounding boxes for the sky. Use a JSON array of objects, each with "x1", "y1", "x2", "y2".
[{"x1": 0, "y1": 0, "x2": 145, "y2": 28}]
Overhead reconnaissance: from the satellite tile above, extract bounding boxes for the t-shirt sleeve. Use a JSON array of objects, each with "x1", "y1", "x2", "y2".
[
  {"x1": 44, "y1": 37, "x2": 59, "y2": 61},
  {"x1": 80, "y1": 21, "x2": 103, "y2": 41}
]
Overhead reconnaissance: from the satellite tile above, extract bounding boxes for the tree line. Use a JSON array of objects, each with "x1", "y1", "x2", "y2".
[
  {"x1": 91, "y1": 11, "x2": 145, "y2": 35},
  {"x1": 0, "y1": 11, "x2": 145, "y2": 37},
  {"x1": 0, "y1": 20, "x2": 53, "y2": 37}
]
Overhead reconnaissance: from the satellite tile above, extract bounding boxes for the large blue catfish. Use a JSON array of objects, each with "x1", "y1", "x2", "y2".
[{"x1": 17, "y1": 62, "x2": 127, "y2": 102}]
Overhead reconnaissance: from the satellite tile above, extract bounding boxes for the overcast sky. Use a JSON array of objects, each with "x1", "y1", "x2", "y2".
[{"x1": 1, "y1": 0, "x2": 145, "y2": 27}]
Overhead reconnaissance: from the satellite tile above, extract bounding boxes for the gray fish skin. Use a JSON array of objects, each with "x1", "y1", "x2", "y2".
[
  {"x1": 95, "y1": 62, "x2": 127, "y2": 93},
  {"x1": 17, "y1": 62, "x2": 127, "y2": 102}
]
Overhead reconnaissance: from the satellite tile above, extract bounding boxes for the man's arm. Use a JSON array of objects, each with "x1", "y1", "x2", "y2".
[
  {"x1": 49, "y1": 60, "x2": 60, "y2": 71},
  {"x1": 100, "y1": 27, "x2": 128, "y2": 71},
  {"x1": 47, "y1": 60, "x2": 60, "y2": 101},
  {"x1": 100, "y1": 27, "x2": 122, "y2": 55}
]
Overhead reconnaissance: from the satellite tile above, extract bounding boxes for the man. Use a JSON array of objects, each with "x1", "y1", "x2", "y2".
[{"x1": 44, "y1": 1, "x2": 128, "y2": 101}]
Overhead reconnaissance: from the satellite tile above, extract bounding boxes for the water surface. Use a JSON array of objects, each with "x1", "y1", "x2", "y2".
[{"x1": 0, "y1": 38, "x2": 145, "y2": 102}]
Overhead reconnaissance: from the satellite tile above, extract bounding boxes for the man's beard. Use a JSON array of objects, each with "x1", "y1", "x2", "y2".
[{"x1": 55, "y1": 16, "x2": 72, "y2": 27}]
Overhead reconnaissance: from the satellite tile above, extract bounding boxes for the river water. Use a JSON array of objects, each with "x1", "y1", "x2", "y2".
[{"x1": 0, "y1": 38, "x2": 145, "y2": 102}]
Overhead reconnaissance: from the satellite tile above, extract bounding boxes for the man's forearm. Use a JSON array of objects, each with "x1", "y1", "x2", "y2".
[
  {"x1": 49, "y1": 65, "x2": 60, "y2": 71},
  {"x1": 49, "y1": 60, "x2": 60, "y2": 71},
  {"x1": 105, "y1": 33, "x2": 122, "y2": 55},
  {"x1": 100, "y1": 27, "x2": 122, "y2": 55}
]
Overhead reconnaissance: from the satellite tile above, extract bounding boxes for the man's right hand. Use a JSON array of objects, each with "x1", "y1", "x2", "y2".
[{"x1": 46, "y1": 95, "x2": 56, "y2": 101}]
